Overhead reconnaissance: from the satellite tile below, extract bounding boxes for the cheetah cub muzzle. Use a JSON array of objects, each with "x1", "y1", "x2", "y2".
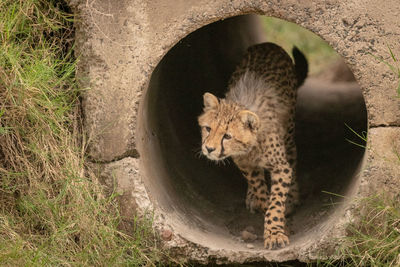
[{"x1": 198, "y1": 42, "x2": 308, "y2": 249}]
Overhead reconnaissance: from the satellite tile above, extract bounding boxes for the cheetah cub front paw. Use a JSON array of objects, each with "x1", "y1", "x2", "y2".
[{"x1": 264, "y1": 230, "x2": 289, "y2": 250}]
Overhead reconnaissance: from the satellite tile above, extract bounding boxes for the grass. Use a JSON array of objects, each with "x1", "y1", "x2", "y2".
[
  {"x1": 261, "y1": 16, "x2": 339, "y2": 75},
  {"x1": 0, "y1": 0, "x2": 161, "y2": 265},
  {"x1": 345, "y1": 123, "x2": 367, "y2": 149},
  {"x1": 317, "y1": 195, "x2": 400, "y2": 267},
  {"x1": 343, "y1": 195, "x2": 400, "y2": 266}
]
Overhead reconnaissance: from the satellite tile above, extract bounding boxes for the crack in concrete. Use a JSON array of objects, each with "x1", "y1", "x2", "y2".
[
  {"x1": 88, "y1": 149, "x2": 140, "y2": 164},
  {"x1": 369, "y1": 124, "x2": 400, "y2": 129}
]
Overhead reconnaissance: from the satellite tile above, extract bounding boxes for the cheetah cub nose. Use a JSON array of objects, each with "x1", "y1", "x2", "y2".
[{"x1": 206, "y1": 146, "x2": 215, "y2": 153}]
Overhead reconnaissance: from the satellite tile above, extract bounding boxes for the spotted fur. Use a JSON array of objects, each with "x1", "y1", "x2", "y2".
[{"x1": 198, "y1": 42, "x2": 308, "y2": 249}]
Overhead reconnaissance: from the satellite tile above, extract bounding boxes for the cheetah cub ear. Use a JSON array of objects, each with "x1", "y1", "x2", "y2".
[
  {"x1": 239, "y1": 110, "x2": 259, "y2": 131},
  {"x1": 203, "y1": 92, "x2": 219, "y2": 111}
]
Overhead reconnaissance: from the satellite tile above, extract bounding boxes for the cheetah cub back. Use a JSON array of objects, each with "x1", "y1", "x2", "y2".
[{"x1": 198, "y1": 42, "x2": 308, "y2": 249}]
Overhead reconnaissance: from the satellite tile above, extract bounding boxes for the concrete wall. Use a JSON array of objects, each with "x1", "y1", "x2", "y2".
[{"x1": 69, "y1": 0, "x2": 400, "y2": 263}]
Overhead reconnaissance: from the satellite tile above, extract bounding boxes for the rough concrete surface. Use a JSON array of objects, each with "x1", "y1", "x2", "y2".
[{"x1": 69, "y1": 0, "x2": 400, "y2": 263}]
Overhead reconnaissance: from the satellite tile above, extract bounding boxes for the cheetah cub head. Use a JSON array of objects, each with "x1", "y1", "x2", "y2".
[{"x1": 198, "y1": 92, "x2": 259, "y2": 161}]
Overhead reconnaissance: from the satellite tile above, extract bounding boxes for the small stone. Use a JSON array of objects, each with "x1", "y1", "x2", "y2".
[
  {"x1": 246, "y1": 244, "x2": 254, "y2": 249},
  {"x1": 244, "y1": 226, "x2": 255, "y2": 233},
  {"x1": 161, "y1": 229, "x2": 173, "y2": 241},
  {"x1": 241, "y1": 230, "x2": 257, "y2": 242}
]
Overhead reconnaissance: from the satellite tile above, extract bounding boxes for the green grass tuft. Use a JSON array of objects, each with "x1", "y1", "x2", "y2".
[
  {"x1": 325, "y1": 195, "x2": 400, "y2": 267},
  {"x1": 0, "y1": 0, "x2": 162, "y2": 265}
]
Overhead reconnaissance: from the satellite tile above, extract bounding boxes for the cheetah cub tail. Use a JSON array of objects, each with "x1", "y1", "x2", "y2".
[{"x1": 292, "y1": 46, "x2": 308, "y2": 88}]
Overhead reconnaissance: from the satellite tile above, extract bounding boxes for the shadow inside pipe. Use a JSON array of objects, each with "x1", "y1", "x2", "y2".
[{"x1": 140, "y1": 15, "x2": 367, "y2": 250}]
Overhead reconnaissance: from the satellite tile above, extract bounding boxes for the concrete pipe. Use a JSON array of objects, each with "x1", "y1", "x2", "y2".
[{"x1": 70, "y1": 0, "x2": 400, "y2": 263}]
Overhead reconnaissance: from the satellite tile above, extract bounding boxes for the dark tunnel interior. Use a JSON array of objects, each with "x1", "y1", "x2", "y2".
[{"x1": 138, "y1": 15, "x2": 367, "y2": 250}]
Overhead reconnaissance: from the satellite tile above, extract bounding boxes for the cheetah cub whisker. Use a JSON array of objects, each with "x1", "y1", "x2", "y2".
[{"x1": 198, "y1": 42, "x2": 308, "y2": 250}]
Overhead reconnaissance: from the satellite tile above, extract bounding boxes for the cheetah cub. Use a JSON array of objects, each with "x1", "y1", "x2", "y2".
[{"x1": 198, "y1": 42, "x2": 308, "y2": 249}]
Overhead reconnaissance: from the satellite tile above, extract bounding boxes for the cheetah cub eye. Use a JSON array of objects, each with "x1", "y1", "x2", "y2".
[
  {"x1": 204, "y1": 126, "x2": 211, "y2": 132},
  {"x1": 223, "y1": 133, "x2": 231, "y2": 139}
]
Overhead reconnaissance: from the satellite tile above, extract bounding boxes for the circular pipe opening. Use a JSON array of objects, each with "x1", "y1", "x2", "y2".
[{"x1": 138, "y1": 15, "x2": 367, "y2": 255}]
